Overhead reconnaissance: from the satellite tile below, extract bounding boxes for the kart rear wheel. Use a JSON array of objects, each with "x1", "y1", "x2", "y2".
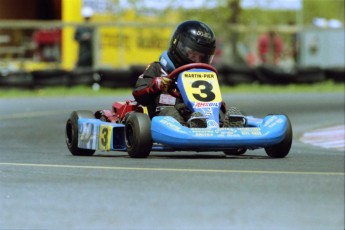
[
  {"x1": 66, "y1": 110, "x2": 96, "y2": 156},
  {"x1": 224, "y1": 148, "x2": 247, "y2": 156},
  {"x1": 265, "y1": 115, "x2": 292, "y2": 158},
  {"x1": 125, "y1": 112, "x2": 152, "y2": 158}
]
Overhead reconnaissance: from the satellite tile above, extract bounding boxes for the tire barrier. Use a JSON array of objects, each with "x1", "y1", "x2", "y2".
[
  {"x1": 97, "y1": 65, "x2": 147, "y2": 88},
  {"x1": 31, "y1": 69, "x2": 69, "y2": 88},
  {"x1": 0, "y1": 65, "x2": 343, "y2": 89},
  {"x1": 294, "y1": 66, "x2": 325, "y2": 84},
  {"x1": 216, "y1": 64, "x2": 256, "y2": 86},
  {"x1": 324, "y1": 67, "x2": 345, "y2": 82},
  {"x1": 0, "y1": 71, "x2": 33, "y2": 89},
  {"x1": 68, "y1": 68, "x2": 97, "y2": 87},
  {"x1": 254, "y1": 65, "x2": 298, "y2": 85},
  {"x1": 98, "y1": 68, "x2": 133, "y2": 88}
]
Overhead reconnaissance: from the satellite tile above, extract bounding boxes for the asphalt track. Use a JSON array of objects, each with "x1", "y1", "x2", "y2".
[{"x1": 0, "y1": 92, "x2": 344, "y2": 230}]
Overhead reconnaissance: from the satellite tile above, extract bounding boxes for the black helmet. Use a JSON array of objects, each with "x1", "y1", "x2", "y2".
[{"x1": 167, "y1": 20, "x2": 216, "y2": 68}]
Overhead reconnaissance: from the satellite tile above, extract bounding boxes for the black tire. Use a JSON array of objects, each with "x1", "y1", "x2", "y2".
[
  {"x1": 224, "y1": 148, "x2": 247, "y2": 156},
  {"x1": 125, "y1": 112, "x2": 152, "y2": 158},
  {"x1": 65, "y1": 110, "x2": 96, "y2": 156},
  {"x1": 32, "y1": 69, "x2": 69, "y2": 88},
  {"x1": 265, "y1": 115, "x2": 293, "y2": 158},
  {"x1": 98, "y1": 69, "x2": 132, "y2": 88},
  {"x1": 68, "y1": 68, "x2": 96, "y2": 87},
  {"x1": 0, "y1": 71, "x2": 33, "y2": 89},
  {"x1": 254, "y1": 64, "x2": 296, "y2": 85}
]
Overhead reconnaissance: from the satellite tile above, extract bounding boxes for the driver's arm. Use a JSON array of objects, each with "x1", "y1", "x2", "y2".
[{"x1": 132, "y1": 62, "x2": 172, "y2": 106}]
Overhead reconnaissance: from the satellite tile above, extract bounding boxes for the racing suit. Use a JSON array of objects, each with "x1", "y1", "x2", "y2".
[
  {"x1": 132, "y1": 51, "x2": 226, "y2": 127},
  {"x1": 132, "y1": 61, "x2": 188, "y2": 125}
]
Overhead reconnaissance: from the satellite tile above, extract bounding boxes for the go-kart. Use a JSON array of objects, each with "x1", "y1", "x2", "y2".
[{"x1": 65, "y1": 63, "x2": 292, "y2": 158}]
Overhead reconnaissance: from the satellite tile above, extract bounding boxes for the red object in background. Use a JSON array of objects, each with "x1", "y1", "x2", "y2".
[
  {"x1": 258, "y1": 32, "x2": 283, "y2": 64},
  {"x1": 246, "y1": 52, "x2": 257, "y2": 67},
  {"x1": 33, "y1": 29, "x2": 61, "y2": 45},
  {"x1": 32, "y1": 29, "x2": 61, "y2": 61}
]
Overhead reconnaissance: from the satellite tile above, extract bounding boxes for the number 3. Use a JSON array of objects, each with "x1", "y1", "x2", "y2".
[
  {"x1": 101, "y1": 128, "x2": 108, "y2": 147},
  {"x1": 192, "y1": 80, "x2": 215, "y2": 102}
]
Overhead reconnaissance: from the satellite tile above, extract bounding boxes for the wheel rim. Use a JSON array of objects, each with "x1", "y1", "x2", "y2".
[{"x1": 66, "y1": 120, "x2": 73, "y2": 146}]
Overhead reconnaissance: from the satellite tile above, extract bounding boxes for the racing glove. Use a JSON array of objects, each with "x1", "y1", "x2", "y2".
[{"x1": 149, "y1": 77, "x2": 173, "y2": 93}]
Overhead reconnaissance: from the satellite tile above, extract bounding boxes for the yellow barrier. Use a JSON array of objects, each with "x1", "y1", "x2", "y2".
[{"x1": 61, "y1": 0, "x2": 177, "y2": 70}]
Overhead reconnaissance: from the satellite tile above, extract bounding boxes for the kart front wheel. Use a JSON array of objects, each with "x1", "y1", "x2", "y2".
[
  {"x1": 125, "y1": 112, "x2": 152, "y2": 158},
  {"x1": 265, "y1": 115, "x2": 292, "y2": 158},
  {"x1": 66, "y1": 110, "x2": 96, "y2": 156}
]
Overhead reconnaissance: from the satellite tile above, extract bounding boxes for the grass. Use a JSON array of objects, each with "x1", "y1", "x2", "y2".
[{"x1": 0, "y1": 81, "x2": 343, "y2": 98}]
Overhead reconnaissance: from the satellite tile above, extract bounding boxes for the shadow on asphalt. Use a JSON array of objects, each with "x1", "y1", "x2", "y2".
[{"x1": 89, "y1": 153, "x2": 270, "y2": 160}]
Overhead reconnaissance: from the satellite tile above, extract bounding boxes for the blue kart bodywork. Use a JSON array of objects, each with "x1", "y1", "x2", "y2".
[
  {"x1": 77, "y1": 114, "x2": 289, "y2": 152},
  {"x1": 151, "y1": 115, "x2": 288, "y2": 150}
]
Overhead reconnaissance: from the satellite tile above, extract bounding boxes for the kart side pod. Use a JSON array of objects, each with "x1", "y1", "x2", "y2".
[{"x1": 150, "y1": 114, "x2": 292, "y2": 157}]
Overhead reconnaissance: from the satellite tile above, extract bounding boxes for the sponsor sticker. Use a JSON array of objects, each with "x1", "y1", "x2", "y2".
[
  {"x1": 78, "y1": 122, "x2": 98, "y2": 150},
  {"x1": 99, "y1": 125, "x2": 112, "y2": 151},
  {"x1": 193, "y1": 102, "x2": 220, "y2": 108}
]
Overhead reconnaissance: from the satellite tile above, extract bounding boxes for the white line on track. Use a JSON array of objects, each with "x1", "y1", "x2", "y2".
[
  {"x1": 300, "y1": 125, "x2": 345, "y2": 152},
  {"x1": 0, "y1": 162, "x2": 343, "y2": 176}
]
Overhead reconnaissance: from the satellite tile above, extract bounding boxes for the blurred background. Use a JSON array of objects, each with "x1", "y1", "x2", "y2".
[{"x1": 0, "y1": 0, "x2": 344, "y2": 89}]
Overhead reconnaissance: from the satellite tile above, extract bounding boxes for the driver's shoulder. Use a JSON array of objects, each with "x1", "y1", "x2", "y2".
[{"x1": 145, "y1": 62, "x2": 166, "y2": 76}]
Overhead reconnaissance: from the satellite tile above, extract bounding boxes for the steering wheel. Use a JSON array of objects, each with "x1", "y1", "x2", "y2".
[
  {"x1": 167, "y1": 63, "x2": 218, "y2": 98},
  {"x1": 167, "y1": 63, "x2": 218, "y2": 80}
]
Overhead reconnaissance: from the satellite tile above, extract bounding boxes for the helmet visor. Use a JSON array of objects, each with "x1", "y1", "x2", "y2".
[{"x1": 177, "y1": 42, "x2": 214, "y2": 64}]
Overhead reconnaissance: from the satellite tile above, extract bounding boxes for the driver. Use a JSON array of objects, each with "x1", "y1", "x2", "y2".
[{"x1": 132, "y1": 20, "x2": 224, "y2": 127}]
